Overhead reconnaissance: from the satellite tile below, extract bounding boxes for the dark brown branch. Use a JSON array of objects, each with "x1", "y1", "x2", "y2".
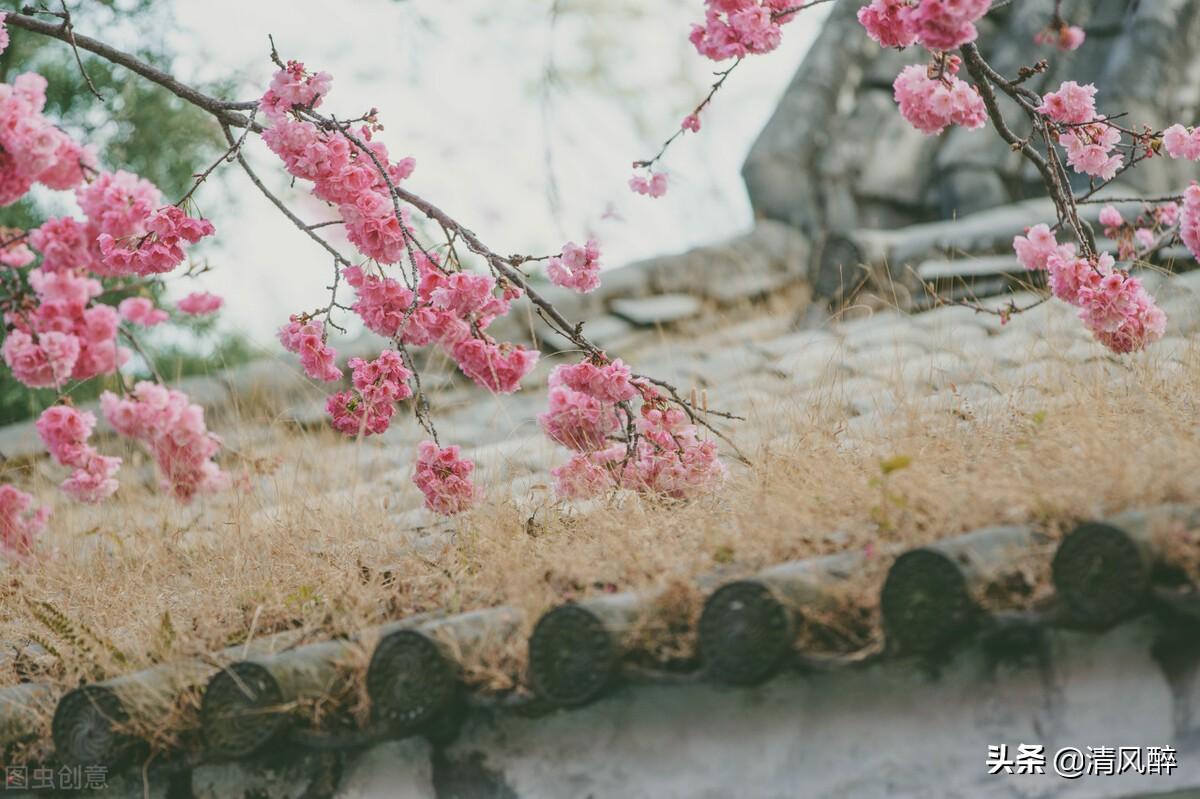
[
  {"x1": 57, "y1": 2, "x2": 102, "y2": 101},
  {"x1": 6, "y1": 11, "x2": 260, "y2": 132},
  {"x1": 219, "y1": 124, "x2": 354, "y2": 270}
]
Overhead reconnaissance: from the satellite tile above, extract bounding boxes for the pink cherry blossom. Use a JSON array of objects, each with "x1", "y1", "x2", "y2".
[
  {"x1": 857, "y1": 0, "x2": 918, "y2": 48},
  {"x1": 1075, "y1": 271, "x2": 1166, "y2": 353},
  {"x1": 119, "y1": 297, "x2": 169, "y2": 327},
  {"x1": 342, "y1": 265, "x2": 415, "y2": 337},
  {"x1": 1181, "y1": 183, "x2": 1200, "y2": 261},
  {"x1": 30, "y1": 216, "x2": 98, "y2": 273},
  {"x1": 546, "y1": 239, "x2": 602, "y2": 294},
  {"x1": 1098, "y1": 205, "x2": 1124, "y2": 231},
  {"x1": 1038, "y1": 81, "x2": 1097, "y2": 125},
  {"x1": 552, "y1": 445, "x2": 626, "y2": 499},
  {"x1": 1059, "y1": 124, "x2": 1122, "y2": 180},
  {"x1": 0, "y1": 72, "x2": 94, "y2": 204},
  {"x1": 177, "y1": 291, "x2": 224, "y2": 316},
  {"x1": 35, "y1": 405, "x2": 96, "y2": 468},
  {"x1": 97, "y1": 205, "x2": 215, "y2": 277},
  {"x1": 689, "y1": 1, "x2": 794, "y2": 62},
  {"x1": 1012, "y1": 224, "x2": 1080, "y2": 273},
  {"x1": 35, "y1": 405, "x2": 95, "y2": 465},
  {"x1": 627, "y1": 406, "x2": 727, "y2": 498},
  {"x1": 0, "y1": 233, "x2": 33, "y2": 268},
  {"x1": 61, "y1": 452, "x2": 121, "y2": 503},
  {"x1": 0, "y1": 484, "x2": 49, "y2": 560},
  {"x1": 1163, "y1": 124, "x2": 1200, "y2": 161},
  {"x1": 1035, "y1": 24, "x2": 1085, "y2": 52},
  {"x1": 0, "y1": 13, "x2": 9, "y2": 57},
  {"x1": 450, "y1": 338, "x2": 539, "y2": 394},
  {"x1": 897, "y1": 0, "x2": 990, "y2": 51},
  {"x1": 1046, "y1": 250, "x2": 1115, "y2": 304},
  {"x1": 2, "y1": 330, "x2": 79, "y2": 388},
  {"x1": 1156, "y1": 202, "x2": 1180, "y2": 228},
  {"x1": 327, "y1": 350, "x2": 413, "y2": 437},
  {"x1": 101, "y1": 382, "x2": 227, "y2": 503},
  {"x1": 76, "y1": 170, "x2": 163, "y2": 239},
  {"x1": 260, "y1": 60, "x2": 332, "y2": 123},
  {"x1": 629, "y1": 172, "x2": 669, "y2": 198},
  {"x1": 412, "y1": 440, "x2": 477, "y2": 515},
  {"x1": 1133, "y1": 227, "x2": 1156, "y2": 252},
  {"x1": 682, "y1": 114, "x2": 702, "y2": 133},
  {"x1": 552, "y1": 359, "x2": 638, "y2": 403},
  {"x1": 893, "y1": 63, "x2": 986, "y2": 136},
  {"x1": 538, "y1": 384, "x2": 621, "y2": 452},
  {"x1": 278, "y1": 317, "x2": 342, "y2": 382}
]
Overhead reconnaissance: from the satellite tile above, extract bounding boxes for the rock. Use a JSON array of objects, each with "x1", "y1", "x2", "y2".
[
  {"x1": 774, "y1": 340, "x2": 849, "y2": 386},
  {"x1": 899, "y1": 352, "x2": 974, "y2": 390},
  {"x1": 842, "y1": 319, "x2": 932, "y2": 353},
  {"x1": 754, "y1": 329, "x2": 839, "y2": 359},
  {"x1": 843, "y1": 344, "x2": 927, "y2": 380},
  {"x1": 0, "y1": 419, "x2": 45, "y2": 461},
  {"x1": 580, "y1": 314, "x2": 637, "y2": 351},
  {"x1": 610, "y1": 294, "x2": 703, "y2": 327},
  {"x1": 916, "y1": 255, "x2": 1024, "y2": 282}
]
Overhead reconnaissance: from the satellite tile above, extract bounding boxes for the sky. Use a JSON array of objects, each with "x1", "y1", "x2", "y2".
[{"x1": 167, "y1": 0, "x2": 828, "y2": 343}]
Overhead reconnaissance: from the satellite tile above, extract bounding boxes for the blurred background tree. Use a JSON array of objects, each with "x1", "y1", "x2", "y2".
[{"x1": 0, "y1": 0, "x2": 252, "y2": 425}]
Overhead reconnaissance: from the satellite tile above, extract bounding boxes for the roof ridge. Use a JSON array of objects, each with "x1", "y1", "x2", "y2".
[{"x1": 5, "y1": 502, "x2": 1195, "y2": 771}]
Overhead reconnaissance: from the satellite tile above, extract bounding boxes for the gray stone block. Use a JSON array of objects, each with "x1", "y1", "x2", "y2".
[{"x1": 610, "y1": 294, "x2": 703, "y2": 327}]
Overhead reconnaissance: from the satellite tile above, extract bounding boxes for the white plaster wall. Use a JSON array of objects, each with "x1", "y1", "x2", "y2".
[{"x1": 336, "y1": 619, "x2": 1200, "y2": 799}]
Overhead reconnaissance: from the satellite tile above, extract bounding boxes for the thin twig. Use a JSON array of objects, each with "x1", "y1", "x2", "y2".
[{"x1": 57, "y1": 1, "x2": 103, "y2": 100}]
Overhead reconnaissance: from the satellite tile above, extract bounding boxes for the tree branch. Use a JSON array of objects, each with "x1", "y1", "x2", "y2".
[{"x1": 6, "y1": 10, "x2": 260, "y2": 132}]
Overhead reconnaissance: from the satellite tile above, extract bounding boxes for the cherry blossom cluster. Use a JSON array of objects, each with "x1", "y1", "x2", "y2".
[
  {"x1": 260, "y1": 63, "x2": 416, "y2": 264},
  {"x1": 101, "y1": 382, "x2": 227, "y2": 503},
  {"x1": 259, "y1": 61, "x2": 559, "y2": 511},
  {"x1": 858, "y1": 0, "x2": 990, "y2": 51},
  {"x1": 854, "y1": 3, "x2": 992, "y2": 137},
  {"x1": 412, "y1": 440, "x2": 477, "y2": 515},
  {"x1": 628, "y1": 172, "x2": 669, "y2": 198},
  {"x1": 546, "y1": 239, "x2": 602, "y2": 294},
  {"x1": 342, "y1": 255, "x2": 537, "y2": 399},
  {"x1": 1181, "y1": 183, "x2": 1200, "y2": 263},
  {"x1": 0, "y1": 71, "x2": 96, "y2": 206},
  {"x1": 2, "y1": 266, "x2": 126, "y2": 388},
  {"x1": 893, "y1": 59, "x2": 986, "y2": 135},
  {"x1": 1034, "y1": 19, "x2": 1085, "y2": 52},
  {"x1": 1037, "y1": 81, "x2": 1122, "y2": 180},
  {"x1": 540, "y1": 357, "x2": 726, "y2": 500},
  {"x1": 0, "y1": 484, "x2": 48, "y2": 561},
  {"x1": 278, "y1": 315, "x2": 342, "y2": 382},
  {"x1": 688, "y1": 0, "x2": 801, "y2": 62},
  {"x1": 1098, "y1": 203, "x2": 1179, "y2": 262},
  {"x1": 261, "y1": 65, "x2": 539, "y2": 405},
  {"x1": 1014, "y1": 225, "x2": 1165, "y2": 353},
  {"x1": 177, "y1": 291, "x2": 224, "y2": 316},
  {"x1": 1163, "y1": 125, "x2": 1200, "y2": 161},
  {"x1": 326, "y1": 350, "x2": 413, "y2": 437},
  {"x1": 97, "y1": 204, "x2": 215, "y2": 276},
  {"x1": 632, "y1": 0, "x2": 810, "y2": 199},
  {"x1": 119, "y1": 297, "x2": 169, "y2": 327},
  {"x1": 35, "y1": 405, "x2": 120, "y2": 503}
]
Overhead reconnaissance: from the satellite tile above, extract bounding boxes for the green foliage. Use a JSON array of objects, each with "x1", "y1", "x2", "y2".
[
  {"x1": 0, "y1": 1, "x2": 249, "y2": 426},
  {"x1": 27, "y1": 598, "x2": 127, "y2": 677}
]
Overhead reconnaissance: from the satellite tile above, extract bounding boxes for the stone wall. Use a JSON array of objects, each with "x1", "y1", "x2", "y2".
[{"x1": 744, "y1": 0, "x2": 1200, "y2": 244}]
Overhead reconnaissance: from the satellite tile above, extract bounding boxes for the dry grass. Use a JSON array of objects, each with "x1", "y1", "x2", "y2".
[{"x1": 2, "y1": 326, "x2": 1199, "y2": 707}]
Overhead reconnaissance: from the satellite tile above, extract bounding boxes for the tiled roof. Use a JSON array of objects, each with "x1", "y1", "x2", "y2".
[{"x1": 0, "y1": 195, "x2": 1197, "y2": 794}]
